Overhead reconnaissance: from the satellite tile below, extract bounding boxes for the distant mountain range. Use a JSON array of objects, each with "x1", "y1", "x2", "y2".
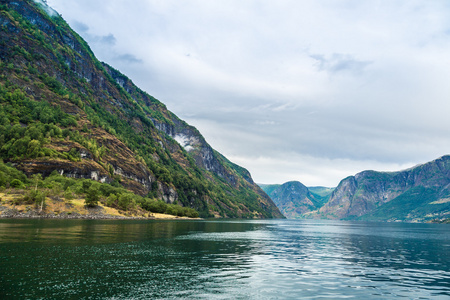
[{"x1": 260, "y1": 155, "x2": 450, "y2": 222}]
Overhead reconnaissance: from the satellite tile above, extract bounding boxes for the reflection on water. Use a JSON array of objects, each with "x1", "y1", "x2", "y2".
[{"x1": 0, "y1": 219, "x2": 449, "y2": 299}]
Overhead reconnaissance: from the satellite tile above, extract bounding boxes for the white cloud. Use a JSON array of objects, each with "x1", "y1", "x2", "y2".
[
  {"x1": 227, "y1": 153, "x2": 415, "y2": 187},
  {"x1": 310, "y1": 53, "x2": 373, "y2": 75},
  {"x1": 32, "y1": 0, "x2": 58, "y2": 17}
]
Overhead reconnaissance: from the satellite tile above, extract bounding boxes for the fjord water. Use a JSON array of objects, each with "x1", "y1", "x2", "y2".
[{"x1": 0, "y1": 219, "x2": 449, "y2": 299}]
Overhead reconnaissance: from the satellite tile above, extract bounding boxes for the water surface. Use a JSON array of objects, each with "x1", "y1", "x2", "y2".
[{"x1": 1, "y1": 219, "x2": 449, "y2": 299}]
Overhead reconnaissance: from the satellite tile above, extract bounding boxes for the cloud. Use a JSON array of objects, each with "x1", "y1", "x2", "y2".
[
  {"x1": 98, "y1": 34, "x2": 116, "y2": 46},
  {"x1": 71, "y1": 20, "x2": 89, "y2": 33},
  {"x1": 32, "y1": 0, "x2": 58, "y2": 17},
  {"x1": 45, "y1": 0, "x2": 450, "y2": 186},
  {"x1": 310, "y1": 53, "x2": 372, "y2": 75},
  {"x1": 228, "y1": 153, "x2": 416, "y2": 187},
  {"x1": 64, "y1": 20, "x2": 117, "y2": 47},
  {"x1": 116, "y1": 54, "x2": 142, "y2": 63}
]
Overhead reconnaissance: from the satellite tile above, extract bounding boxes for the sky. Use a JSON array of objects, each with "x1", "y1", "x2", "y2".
[{"x1": 44, "y1": 0, "x2": 450, "y2": 187}]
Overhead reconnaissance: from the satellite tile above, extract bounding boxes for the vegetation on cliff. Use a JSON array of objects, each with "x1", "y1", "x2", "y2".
[{"x1": 0, "y1": 0, "x2": 283, "y2": 218}]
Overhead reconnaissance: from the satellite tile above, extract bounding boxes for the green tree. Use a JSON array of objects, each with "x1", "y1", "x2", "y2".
[
  {"x1": 31, "y1": 173, "x2": 42, "y2": 191},
  {"x1": 85, "y1": 185, "x2": 99, "y2": 207},
  {"x1": 64, "y1": 186, "x2": 74, "y2": 200},
  {"x1": 27, "y1": 139, "x2": 41, "y2": 158},
  {"x1": 36, "y1": 191, "x2": 46, "y2": 212}
]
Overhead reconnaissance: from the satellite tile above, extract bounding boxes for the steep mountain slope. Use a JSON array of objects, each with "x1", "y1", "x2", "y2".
[
  {"x1": 260, "y1": 181, "x2": 332, "y2": 218},
  {"x1": 0, "y1": 0, "x2": 283, "y2": 218},
  {"x1": 314, "y1": 155, "x2": 450, "y2": 222}
]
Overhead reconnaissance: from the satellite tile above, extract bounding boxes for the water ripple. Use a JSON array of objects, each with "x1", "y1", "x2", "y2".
[{"x1": 1, "y1": 219, "x2": 449, "y2": 299}]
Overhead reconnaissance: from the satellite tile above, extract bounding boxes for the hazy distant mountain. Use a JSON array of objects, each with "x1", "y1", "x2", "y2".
[{"x1": 259, "y1": 182, "x2": 333, "y2": 218}]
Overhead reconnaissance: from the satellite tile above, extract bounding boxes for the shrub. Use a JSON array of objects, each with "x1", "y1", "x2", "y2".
[
  {"x1": 186, "y1": 208, "x2": 199, "y2": 218},
  {"x1": 143, "y1": 200, "x2": 167, "y2": 213},
  {"x1": 106, "y1": 194, "x2": 117, "y2": 207},
  {"x1": 117, "y1": 193, "x2": 135, "y2": 211},
  {"x1": 165, "y1": 205, "x2": 177, "y2": 216},
  {"x1": 64, "y1": 187, "x2": 74, "y2": 200},
  {"x1": 10, "y1": 179, "x2": 25, "y2": 188},
  {"x1": 23, "y1": 189, "x2": 45, "y2": 204},
  {"x1": 82, "y1": 180, "x2": 92, "y2": 193}
]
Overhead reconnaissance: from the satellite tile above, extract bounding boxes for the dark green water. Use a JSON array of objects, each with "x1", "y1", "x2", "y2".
[{"x1": 0, "y1": 219, "x2": 449, "y2": 299}]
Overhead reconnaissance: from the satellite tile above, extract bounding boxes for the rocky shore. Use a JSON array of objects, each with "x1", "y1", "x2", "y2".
[{"x1": 0, "y1": 205, "x2": 157, "y2": 220}]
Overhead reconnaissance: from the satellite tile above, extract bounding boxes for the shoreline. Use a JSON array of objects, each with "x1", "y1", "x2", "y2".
[
  {"x1": 0, "y1": 190, "x2": 200, "y2": 220},
  {"x1": 0, "y1": 206, "x2": 199, "y2": 220},
  {"x1": 0, "y1": 200, "x2": 199, "y2": 221},
  {"x1": 1, "y1": 206, "x2": 150, "y2": 220}
]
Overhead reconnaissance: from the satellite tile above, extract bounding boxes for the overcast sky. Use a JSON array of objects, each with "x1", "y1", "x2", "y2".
[{"x1": 44, "y1": 0, "x2": 450, "y2": 187}]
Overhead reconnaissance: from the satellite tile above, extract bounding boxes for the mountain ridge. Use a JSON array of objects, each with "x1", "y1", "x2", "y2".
[
  {"x1": 262, "y1": 156, "x2": 450, "y2": 222},
  {"x1": 316, "y1": 155, "x2": 450, "y2": 221}
]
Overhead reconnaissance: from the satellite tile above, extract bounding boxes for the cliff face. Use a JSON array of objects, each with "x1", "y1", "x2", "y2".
[
  {"x1": 315, "y1": 155, "x2": 450, "y2": 221},
  {"x1": 0, "y1": 0, "x2": 283, "y2": 218}
]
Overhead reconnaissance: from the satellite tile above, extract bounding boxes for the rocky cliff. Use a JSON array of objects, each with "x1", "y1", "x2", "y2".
[{"x1": 0, "y1": 0, "x2": 283, "y2": 218}]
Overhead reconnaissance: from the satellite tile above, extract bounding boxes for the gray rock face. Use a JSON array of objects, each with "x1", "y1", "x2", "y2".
[
  {"x1": 157, "y1": 182, "x2": 178, "y2": 204},
  {"x1": 112, "y1": 166, "x2": 154, "y2": 191},
  {"x1": 318, "y1": 177, "x2": 357, "y2": 218}
]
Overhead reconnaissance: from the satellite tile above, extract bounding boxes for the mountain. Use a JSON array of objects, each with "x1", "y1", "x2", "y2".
[
  {"x1": 259, "y1": 182, "x2": 333, "y2": 218},
  {"x1": 0, "y1": 0, "x2": 283, "y2": 218},
  {"x1": 313, "y1": 155, "x2": 450, "y2": 222}
]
